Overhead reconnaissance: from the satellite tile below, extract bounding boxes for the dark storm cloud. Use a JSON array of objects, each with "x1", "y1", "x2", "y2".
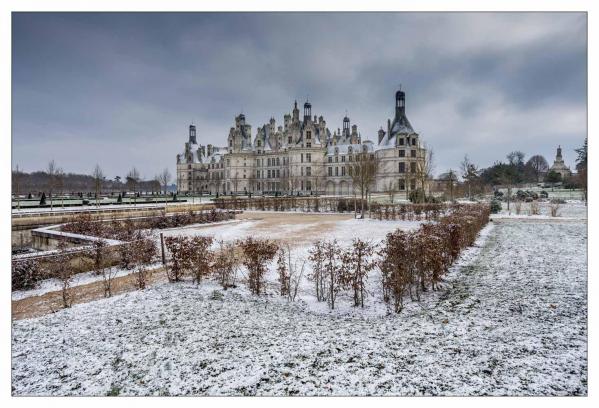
[{"x1": 12, "y1": 12, "x2": 586, "y2": 179}]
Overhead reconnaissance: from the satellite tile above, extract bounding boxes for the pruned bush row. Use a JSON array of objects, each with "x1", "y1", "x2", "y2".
[
  {"x1": 370, "y1": 203, "x2": 448, "y2": 221},
  {"x1": 61, "y1": 209, "x2": 236, "y2": 241},
  {"x1": 213, "y1": 196, "x2": 367, "y2": 213},
  {"x1": 378, "y1": 203, "x2": 490, "y2": 313},
  {"x1": 162, "y1": 235, "x2": 277, "y2": 295}
]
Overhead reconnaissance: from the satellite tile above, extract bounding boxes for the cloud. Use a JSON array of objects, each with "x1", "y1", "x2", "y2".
[{"x1": 12, "y1": 12, "x2": 587, "y2": 178}]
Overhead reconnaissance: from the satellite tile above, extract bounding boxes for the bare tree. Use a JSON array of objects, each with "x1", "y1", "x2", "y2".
[
  {"x1": 384, "y1": 180, "x2": 397, "y2": 204},
  {"x1": 158, "y1": 167, "x2": 172, "y2": 196},
  {"x1": 526, "y1": 155, "x2": 549, "y2": 183},
  {"x1": 417, "y1": 144, "x2": 435, "y2": 203},
  {"x1": 460, "y1": 155, "x2": 479, "y2": 200},
  {"x1": 92, "y1": 164, "x2": 104, "y2": 207},
  {"x1": 349, "y1": 151, "x2": 379, "y2": 218},
  {"x1": 47, "y1": 160, "x2": 59, "y2": 211},
  {"x1": 126, "y1": 167, "x2": 140, "y2": 205}
]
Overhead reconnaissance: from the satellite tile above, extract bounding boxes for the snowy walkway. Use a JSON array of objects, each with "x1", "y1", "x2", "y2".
[{"x1": 11, "y1": 218, "x2": 587, "y2": 395}]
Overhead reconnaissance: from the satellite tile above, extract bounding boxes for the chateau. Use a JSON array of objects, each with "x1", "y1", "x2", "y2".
[{"x1": 176, "y1": 90, "x2": 427, "y2": 196}]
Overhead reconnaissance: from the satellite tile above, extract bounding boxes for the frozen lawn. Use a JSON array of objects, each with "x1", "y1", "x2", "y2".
[{"x1": 12, "y1": 215, "x2": 587, "y2": 396}]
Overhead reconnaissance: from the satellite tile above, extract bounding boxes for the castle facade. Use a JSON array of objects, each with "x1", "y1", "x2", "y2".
[{"x1": 176, "y1": 90, "x2": 427, "y2": 196}]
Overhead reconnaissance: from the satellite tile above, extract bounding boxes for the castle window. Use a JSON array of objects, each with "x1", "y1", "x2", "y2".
[
  {"x1": 268, "y1": 170, "x2": 271, "y2": 178},
  {"x1": 341, "y1": 166, "x2": 346, "y2": 176},
  {"x1": 348, "y1": 155, "x2": 353, "y2": 162},
  {"x1": 348, "y1": 146, "x2": 353, "y2": 154},
  {"x1": 412, "y1": 137, "x2": 417, "y2": 146},
  {"x1": 399, "y1": 162, "x2": 405, "y2": 173},
  {"x1": 399, "y1": 138, "x2": 404, "y2": 146},
  {"x1": 306, "y1": 180, "x2": 312, "y2": 191},
  {"x1": 301, "y1": 153, "x2": 304, "y2": 163},
  {"x1": 335, "y1": 167, "x2": 339, "y2": 176},
  {"x1": 306, "y1": 153, "x2": 311, "y2": 163},
  {"x1": 229, "y1": 140, "x2": 233, "y2": 147},
  {"x1": 399, "y1": 179, "x2": 405, "y2": 190},
  {"x1": 307, "y1": 131, "x2": 312, "y2": 139},
  {"x1": 335, "y1": 156, "x2": 339, "y2": 163},
  {"x1": 306, "y1": 142, "x2": 311, "y2": 148},
  {"x1": 306, "y1": 167, "x2": 311, "y2": 176},
  {"x1": 328, "y1": 167, "x2": 332, "y2": 176},
  {"x1": 257, "y1": 140, "x2": 261, "y2": 147},
  {"x1": 410, "y1": 162, "x2": 417, "y2": 173},
  {"x1": 411, "y1": 150, "x2": 416, "y2": 158},
  {"x1": 341, "y1": 156, "x2": 346, "y2": 162},
  {"x1": 288, "y1": 136, "x2": 292, "y2": 144},
  {"x1": 328, "y1": 156, "x2": 332, "y2": 163},
  {"x1": 399, "y1": 150, "x2": 405, "y2": 157}
]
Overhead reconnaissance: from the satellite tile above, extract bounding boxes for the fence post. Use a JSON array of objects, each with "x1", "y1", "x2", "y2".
[{"x1": 160, "y1": 232, "x2": 166, "y2": 266}]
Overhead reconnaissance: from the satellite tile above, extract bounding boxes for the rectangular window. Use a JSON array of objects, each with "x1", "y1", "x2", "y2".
[
  {"x1": 307, "y1": 131, "x2": 312, "y2": 139},
  {"x1": 267, "y1": 158, "x2": 271, "y2": 166},
  {"x1": 268, "y1": 170, "x2": 271, "y2": 178},
  {"x1": 399, "y1": 162, "x2": 405, "y2": 173},
  {"x1": 306, "y1": 153, "x2": 312, "y2": 162},
  {"x1": 306, "y1": 180, "x2": 312, "y2": 191},
  {"x1": 399, "y1": 150, "x2": 405, "y2": 157},
  {"x1": 412, "y1": 137, "x2": 417, "y2": 146},
  {"x1": 328, "y1": 167, "x2": 332, "y2": 176},
  {"x1": 335, "y1": 167, "x2": 339, "y2": 176},
  {"x1": 301, "y1": 153, "x2": 304, "y2": 163},
  {"x1": 306, "y1": 142, "x2": 311, "y2": 148},
  {"x1": 335, "y1": 156, "x2": 338, "y2": 163},
  {"x1": 410, "y1": 162, "x2": 416, "y2": 173},
  {"x1": 328, "y1": 156, "x2": 332, "y2": 163},
  {"x1": 306, "y1": 167, "x2": 312, "y2": 176},
  {"x1": 276, "y1": 169, "x2": 280, "y2": 178},
  {"x1": 411, "y1": 150, "x2": 416, "y2": 158},
  {"x1": 288, "y1": 136, "x2": 292, "y2": 144},
  {"x1": 341, "y1": 155, "x2": 346, "y2": 162},
  {"x1": 399, "y1": 179, "x2": 406, "y2": 190},
  {"x1": 341, "y1": 166, "x2": 346, "y2": 176},
  {"x1": 399, "y1": 138, "x2": 404, "y2": 146}
]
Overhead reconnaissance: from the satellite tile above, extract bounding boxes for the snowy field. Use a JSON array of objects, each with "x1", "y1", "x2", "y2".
[{"x1": 12, "y1": 208, "x2": 587, "y2": 395}]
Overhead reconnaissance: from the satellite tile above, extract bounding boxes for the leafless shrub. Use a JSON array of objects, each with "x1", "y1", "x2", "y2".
[
  {"x1": 339, "y1": 239, "x2": 376, "y2": 308},
  {"x1": 529, "y1": 201, "x2": 540, "y2": 215},
  {"x1": 515, "y1": 201, "x2": 522, "y2": 215},
  {"x1": 12, "y1": 259, "x2": 41, "y2": 291},
  {"x1": 278, "y1": 244, "x2": 306, "y2": 302},
  {"x1": 164, "y1": 236, "x2": 193, "y2": 282},
  {"x1": 47, "y1": 241, "x2": 75, "y2": 308},
  {"x1": 130, "y1": 238, "x2": 157, "y2": 290},
  {"x1": 189, "y1": 236, "x2": 214, "y2": 285},
  {"x1": 88, "y1": 239, "x2": 117, "y2": 298},
  {"x1": 212, "y1": 240, "x2": 238, "y2": 289},
  {"x1": 308, "y1": 240, "x2": 327, "y2": 302},
  {"x1": 550, "y1": 202, "x2": 561, "y2": 217},
  {"x1": 239, "y1": 237, "x2": 278, "y2": 295}
]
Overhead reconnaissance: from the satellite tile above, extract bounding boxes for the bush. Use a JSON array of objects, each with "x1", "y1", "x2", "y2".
[
  {"x1": 490, "y1": 198, "x2": 502, "y2": 214},
  {"x1": 239, "y1": 237, "x2": 278, "y2": 295},
  {"x1": 12, "y1": 259, "x2": 41, "y2": 291}
]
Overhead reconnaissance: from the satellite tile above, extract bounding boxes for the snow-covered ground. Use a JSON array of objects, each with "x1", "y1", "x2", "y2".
[
  {"x1": 493, "y1": 200, "x2": 587, "y2": 219},
  {"x1": 12, "y1": 210, "x2": 587, "y2": 395}
]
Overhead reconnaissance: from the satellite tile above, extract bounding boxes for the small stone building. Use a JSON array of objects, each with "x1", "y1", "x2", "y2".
[{"x1": 548, "y1": 145, "x2": 572, "y2": 180}]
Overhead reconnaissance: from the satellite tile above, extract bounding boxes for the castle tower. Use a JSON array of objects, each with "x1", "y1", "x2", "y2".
[
  {"x1": 396, "y1": 89, "x2": 406, "y2": 117},
  {"x1": 292, "y1": 100, "x2": 299, "y2": 123},
  {"x1": 304, "y1": 101, "x2": 312, "y2": 123},
  {"x1": 342, "y1": 115, "x2": 350, "y2": 138},
  {"x1": 189, "y1": 124, "x2": 197, "y2": 144}
]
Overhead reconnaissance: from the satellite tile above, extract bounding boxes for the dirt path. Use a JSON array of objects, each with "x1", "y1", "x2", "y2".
[{"x1": 12, "y1": 268, "x2": 169, "y2": 321}]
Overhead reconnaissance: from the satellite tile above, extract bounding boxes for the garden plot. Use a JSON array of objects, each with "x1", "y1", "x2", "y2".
[{"x1": 12, "y1": 216, "x2": 586, "y2": 396}]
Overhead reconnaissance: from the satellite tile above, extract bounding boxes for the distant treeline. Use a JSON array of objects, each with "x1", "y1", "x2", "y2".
[{"x1": 12, "y1": 170, "x2": 163, "y2": 195}]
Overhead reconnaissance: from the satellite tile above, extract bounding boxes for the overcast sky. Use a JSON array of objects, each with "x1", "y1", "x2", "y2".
[{"x1": 12, "y1": 12, "x2": 586, "y2": 180}]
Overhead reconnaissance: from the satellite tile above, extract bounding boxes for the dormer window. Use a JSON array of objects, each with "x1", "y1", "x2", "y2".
[
  {"x1": 257, "y1": 140, "x2": 261, "y2": 147},
  {"x1": 307, "y1": 131, "x2": 312, "y2": 139},
  {"x1": 399, "y1": 138, "x2": 404, "y2": 146},
  {"x1": 288, "y1": 136, "x2": 292, "y2": 144}
]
